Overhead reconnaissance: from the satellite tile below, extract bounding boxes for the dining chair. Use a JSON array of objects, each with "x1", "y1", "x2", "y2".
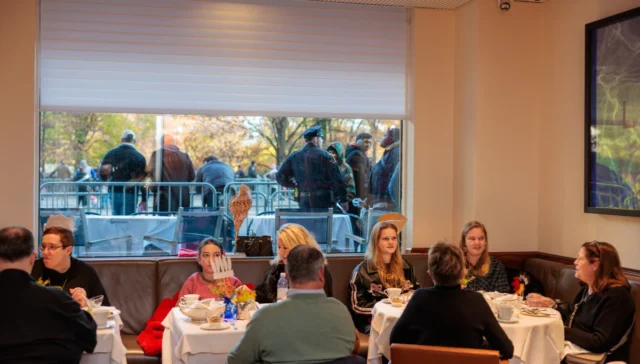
[
  {"x1": 274, "y1": 208, "x2": 334, "y2": 252},
  {"x1": 143, "y1": 207, "x2": 230, "y2": 255},
  {"x1": 344, "y1": 208, "x2": 389, "y2": 253},
  {"x1": 390, "y1": 344, "x2": 508, "y2": 364}
]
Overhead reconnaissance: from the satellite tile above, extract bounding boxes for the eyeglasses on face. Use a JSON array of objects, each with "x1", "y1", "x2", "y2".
[{"x1": 39, "y1": 245, "x2": 66, "y2": 252}]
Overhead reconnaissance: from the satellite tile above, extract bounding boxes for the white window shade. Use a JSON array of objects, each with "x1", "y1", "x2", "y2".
[{"x1": 39, "y1": 0, "x2": 407, "y2": 119}]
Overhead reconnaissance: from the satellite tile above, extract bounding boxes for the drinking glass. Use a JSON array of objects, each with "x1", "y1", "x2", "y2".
[{"x1": 87, "y1": 295, "x2": 104, "y2": 309}]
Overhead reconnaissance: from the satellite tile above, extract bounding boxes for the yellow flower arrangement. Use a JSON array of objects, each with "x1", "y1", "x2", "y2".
[
  {"x1": 233, "y1": 285, "x2": 256, "y2": 304},
  {"x1": 461, "y1": 272, "x2": 475, "y2": 289}
]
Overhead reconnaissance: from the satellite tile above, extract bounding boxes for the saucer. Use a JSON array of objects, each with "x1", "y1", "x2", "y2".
[
  {"x1": 521, "y1": 308, "x2": 553, "y2": 317},
  {"x1": 200, "y1": 322, "x2": 230, "y2": 330},
  {"x1": 381, "y1": 298, "x2": 391, "y2": 304},
  {"x1": 97, "y1": 320, "x2": 115, "y2": 330},
  {"x1": 497, "y1": 317, "x2": 519, "y2": 323}
]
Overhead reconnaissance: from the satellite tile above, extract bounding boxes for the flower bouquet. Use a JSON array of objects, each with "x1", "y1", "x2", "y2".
[{"x1": 233, "y1": 284, "x2": 257, "y2": 320}]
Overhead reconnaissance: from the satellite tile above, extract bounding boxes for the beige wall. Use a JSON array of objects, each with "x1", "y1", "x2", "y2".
[
  {"x1": 538, "y1": 0, "x2": 640, "y2": 269},
  {"x1": 0, "y1": 0, "x2": 37, "y2": 232}
]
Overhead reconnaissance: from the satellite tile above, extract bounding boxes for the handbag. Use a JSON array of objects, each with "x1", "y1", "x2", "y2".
[
  {"x1": 564, "y1": 291, "x2": 634, "y2": 364},
  {"x1": 235, "y1": 236, "x2": 273, "y2": 256}
]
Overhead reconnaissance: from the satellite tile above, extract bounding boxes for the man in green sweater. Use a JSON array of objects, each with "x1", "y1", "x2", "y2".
[{"x1": 227, "y1": 245, "x2": 357, "y2": 364}]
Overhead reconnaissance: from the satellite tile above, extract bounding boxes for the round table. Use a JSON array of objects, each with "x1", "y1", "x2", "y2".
[{"x1": 367, "y1": 301, "x2": 565, "y2": 364}]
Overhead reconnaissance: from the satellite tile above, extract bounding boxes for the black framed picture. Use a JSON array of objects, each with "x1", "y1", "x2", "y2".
[{"x1": 585, "y1": 7, "x2": 640, "y2": 216}]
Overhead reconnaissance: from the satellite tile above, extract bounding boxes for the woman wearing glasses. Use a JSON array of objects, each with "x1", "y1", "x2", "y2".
[
  {"x1": 527, "y1": 241, "x2": 635, "y2": 362},
  {"x1": 32, "y1": 225, "x2": 109, "y2": 308}
]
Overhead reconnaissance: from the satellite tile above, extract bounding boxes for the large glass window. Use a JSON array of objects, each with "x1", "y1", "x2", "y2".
[{"x1": 38, "y1": 113, "x2": 402, "y2": 257}]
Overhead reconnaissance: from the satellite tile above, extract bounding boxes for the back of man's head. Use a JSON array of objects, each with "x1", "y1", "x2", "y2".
[
  {"x1": 121, "y1": 130, "x2": 136, "y2": 144},
  {"x1": 203, "y1": 156, "x2": 215, "y2": 164},
  {"x1": 0, "y1": 227, "x2": 34, "y2": 264},
  {"x1": 285, "y1": 245, "x2": 325, "y2": 286}
]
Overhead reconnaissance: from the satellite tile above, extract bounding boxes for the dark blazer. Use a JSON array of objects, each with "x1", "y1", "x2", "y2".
[{"x1": 390, "y1": 285, "x2": 514, "y2": 360}]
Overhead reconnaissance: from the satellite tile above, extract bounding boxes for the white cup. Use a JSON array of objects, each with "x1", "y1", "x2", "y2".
[
  {"x1": 497, "y1": 303, "x2": 515, "y2": 321},
  {"x1": 182, "y1": 294, "x2": 200, "y2": 305},
  {"x1": 385, "y1": 288, "x2": 402, "y2": 299},
  {"x1": 92, "y1": 307, "x2": 110, "y2": 328}
]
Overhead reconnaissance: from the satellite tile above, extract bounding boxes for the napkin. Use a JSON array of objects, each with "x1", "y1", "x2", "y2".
[
  {"x1": 208, "y1": 302, "x2": 226, "y2": 317},
  {"x1": 494, "y1": 294, "x2": 519, "y2": 302}
]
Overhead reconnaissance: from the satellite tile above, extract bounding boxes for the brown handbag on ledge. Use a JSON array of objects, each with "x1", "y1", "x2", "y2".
[{"x1": 235, "y1": 236, "x2": 273, "y2": 256}]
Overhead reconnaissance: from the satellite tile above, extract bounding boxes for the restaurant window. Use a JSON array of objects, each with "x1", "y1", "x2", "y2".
[{"x1": 38, "y1": 0, "x2": 407, "y2": 256}]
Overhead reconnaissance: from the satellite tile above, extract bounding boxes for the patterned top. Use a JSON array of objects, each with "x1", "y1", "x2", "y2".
[
  {"x1": 178, "y1": 272, "x2": 242, "y2": 300},
  {"x1": 464, "y1": 256, "x2": 510, "y2": 293}
]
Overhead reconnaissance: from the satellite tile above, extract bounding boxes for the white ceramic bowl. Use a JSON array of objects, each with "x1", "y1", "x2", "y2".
[{"x1": 179, "y1": 299, "x2": 214, "y2": 321}]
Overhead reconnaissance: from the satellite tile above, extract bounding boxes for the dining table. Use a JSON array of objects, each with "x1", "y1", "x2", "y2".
[
  {"x1": 367, "y1": 300, "x2": 565, "y2": 364},
  {"x1": 161, "y1": 307, "x2": 249, "y2": 364},
  {"x1": 81, "y1": 307, "x2": 127, "y2": 364}
]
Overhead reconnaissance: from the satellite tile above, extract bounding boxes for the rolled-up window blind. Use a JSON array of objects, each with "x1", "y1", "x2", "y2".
[{"x1": 39, "y1": 0, "x2": 407, "y2": 119}]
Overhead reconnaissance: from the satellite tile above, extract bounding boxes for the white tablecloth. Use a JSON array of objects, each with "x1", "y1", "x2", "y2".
[
  {"x1": 86, "y1": 216, "x2": 176, "y2": 255},
  {"x1": 367, "y1": 301, "x2": 564, "y2": 364},
  {"x1": 161, "y1": 308, "x2": 248, "y2": 364},
  {"x1": 81, "y1": 309, "x2": 127, "y2": 364},
  {"x1": 240, "y1": 214, "x2": 353, "y2": 251}
]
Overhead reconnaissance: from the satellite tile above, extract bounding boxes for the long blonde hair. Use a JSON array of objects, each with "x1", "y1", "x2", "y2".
[
  {"x1": 365, "y1": 221, "x2": 405, "y2": 288},
  {"x1": 459, "y1": 221, "x2": 490, "y2": 277},
  {"x1": 271, "y1": 223, "x2": 323, "y2": 265}
]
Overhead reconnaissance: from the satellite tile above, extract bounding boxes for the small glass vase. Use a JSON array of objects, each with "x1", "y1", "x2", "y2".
[
  {"x1": 223, "y1": 298, "x2": 237, "y2": 320},
  {"x1": 236, "y1": 301, "x2": 256, "y2": 320}
]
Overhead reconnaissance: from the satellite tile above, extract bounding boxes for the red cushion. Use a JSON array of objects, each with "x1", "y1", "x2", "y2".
[{"x1": 136, "y1": 293, "x2": 178, "y2": 356}]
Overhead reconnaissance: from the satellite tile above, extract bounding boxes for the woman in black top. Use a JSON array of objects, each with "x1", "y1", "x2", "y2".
[
  {"x1": 527, "y1": 241, "x2": 635, "y2": 362},
  {"x1": 349, "y1": 221, "x2": 419, "y2": 334},
  {"x1": 390, "y1": 242, "x2": 514, "y2": 360},
  {"x1": 459, "y1": 221, "x2": 510, "y2": 293},
  {"x1": 255, "y1": 223, "x2": 332, "y2": 303},
  {"x1": 32, "y1": 225, "x2": 109, "y2": 308}
]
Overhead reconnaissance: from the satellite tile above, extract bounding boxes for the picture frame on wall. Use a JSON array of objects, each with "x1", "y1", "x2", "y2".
[{"x1": 584, "y1": 6, "x2": 640, "y2": 217}]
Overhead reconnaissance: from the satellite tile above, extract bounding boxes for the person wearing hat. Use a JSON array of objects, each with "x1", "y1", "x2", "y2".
[
  {"x1": 100, "y1": 130, "x2": 148, "y2": 215},
  {"x1": 276, "y1": 125, "x2": 348, "y2": 210}
]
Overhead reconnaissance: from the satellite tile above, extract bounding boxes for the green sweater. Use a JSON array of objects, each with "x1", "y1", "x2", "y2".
[{"x1": 226, "y1": 293, "x2": 356, "y2": 364}]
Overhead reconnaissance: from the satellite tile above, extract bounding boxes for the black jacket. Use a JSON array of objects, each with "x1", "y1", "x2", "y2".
[
  {"x1": 0, "y1": 269, "x2": 97, "y2": 363},
  {"x1": 345, "y1": 144, "x2": 371, "y2": 201},
  {"x1": 390, "y1": 285, "x2": 514, "y2": 359},
  {"x1": 370, "y1": 144, "x2": 399, "y2": 205},
  {"x1": 559, "y1": 285, "x2": 635, "y2": 362},
  {"x1": 255, "y1": 262, "x2": 333, "y2": 303},
  {"x1": 349, "y1": 258, "x2": 419, "y2": 334}
]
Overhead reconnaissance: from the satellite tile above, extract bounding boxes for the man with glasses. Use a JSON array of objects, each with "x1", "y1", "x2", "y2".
[
  {"x1": 0, "y1": 226, "x2": 97, "y2": 363},
  {"x1": 276, "y1": 125, "x2": 348, "y2": 210}
]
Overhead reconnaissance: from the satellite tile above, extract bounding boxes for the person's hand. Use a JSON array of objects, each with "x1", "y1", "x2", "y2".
[
  {"x1": 138, "y1": 201, "x2": 147, "y2": 212},
  {"x1": 340, "y1": 202, "x2": 349, "y2": 212},
  {"x1": 70, "y1": 287, "x2": 88, "y2": 308},
  {"x1": 526, "y1": 293, "x2": 555, "y2": 308}
]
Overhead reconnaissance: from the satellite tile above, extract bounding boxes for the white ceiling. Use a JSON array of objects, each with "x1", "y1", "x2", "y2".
[{"x1": 309, "y1": 0, "x2": 473, "y2": 9}]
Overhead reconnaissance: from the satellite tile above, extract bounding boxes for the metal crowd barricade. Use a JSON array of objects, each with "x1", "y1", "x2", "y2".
[
  {"x1": 270, "y1": 189, "x2": 299, "y2": 210},
  {"x1": 39, "y1": 181, "x2": 218, "y2": 215}
]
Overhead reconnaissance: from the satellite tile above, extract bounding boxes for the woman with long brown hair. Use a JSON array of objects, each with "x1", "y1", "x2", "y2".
[
  {"x1": 349, "y1": 221, "x2": 419, "y2": 334},
  {"x1": 459, "y1": 221, "x2": 509, "y2": 293},
  {"x1": 528, "y1": 241, "x2": 635, "y2": 363}
]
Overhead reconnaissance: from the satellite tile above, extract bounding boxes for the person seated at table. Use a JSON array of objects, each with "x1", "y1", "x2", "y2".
[
  {"x1": 390, "y1": 242, "x2": 514, "y2": 360},
  {"x1": 31, "y1": 216, "x2": 110, "y2": 308},
  {"x1": 526, "y1": 241, "x2": 635, "y2": 363},
  {"x1": 255, "y1": 223, "x2": 333, "y2": 303},
  {"x1": 349, "y1": 221, "x2": 419, "y2": 334},
  {"x1": 178, "y1": 238, "x2": 243, "y2": 300},
  {"x1": 228, "y1": 245, "x2": 358, "y2": 364},
  {"x1": 459, "y1": 221, "x2": 510, "y2": 293},
  {"x1": 0, "y1": 226, "x2": 97, "y2": 363}
]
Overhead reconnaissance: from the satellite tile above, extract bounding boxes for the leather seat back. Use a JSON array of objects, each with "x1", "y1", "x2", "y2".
[{"x1": 86, "y1": 258, "x2": 157, "y2": 335}]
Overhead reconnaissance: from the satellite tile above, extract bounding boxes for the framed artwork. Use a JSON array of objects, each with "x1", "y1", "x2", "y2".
[{"x1": 585, "y1": 7, "x2": 640, "y2": 216}]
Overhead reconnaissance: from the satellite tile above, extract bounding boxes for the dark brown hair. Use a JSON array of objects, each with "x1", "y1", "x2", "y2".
[
  {"x1": 43, "y1": 227, "x2": 75, "y2": 248},
  {"x1": 582, "y1": 241, "x2": 629, "y2": 293},
  {"x1": 459, "y1": 221, "x2": 490, "y2": 277},
  {"x1": 428, "y1": 242, "x2": 466, "y2": 285}
]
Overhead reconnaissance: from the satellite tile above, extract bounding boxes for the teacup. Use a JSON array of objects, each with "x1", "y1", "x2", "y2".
[
  {"x1": 497, "y1": 303, "x2": 515, "y2": 321},
  {"x1": 92, "y1": 307, "x2": 110, "y2": 328},
  {"x1": 181, "y1": 294, "x2": 200, "y2": 305},
  {"x1": 385, "y1": 288, "x2": 402, "y2": 299}
]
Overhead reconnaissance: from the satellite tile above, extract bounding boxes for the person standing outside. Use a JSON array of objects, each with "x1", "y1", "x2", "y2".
[
  {"x1": 248, "y1": 161, "x2": 258, "y2": 178},
  {"x1": 346, "y1": 132, "x2": 373, "y2": 214},
  {"x1": 276, "y1": 126, "x2": 348, "y2": 210},
  {"x1": 195, "y1": 155, "x2": 234, "y2": 208},
  {"x1": 100, "y1": 130, "x2": 147, "y2": 215}
]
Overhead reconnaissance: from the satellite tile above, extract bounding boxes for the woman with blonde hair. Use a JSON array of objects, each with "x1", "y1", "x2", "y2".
[
  {"x1": 459, "y1": 221, "x2": 509, "y2": 293},
  {"x1": 349, "y1": 221, "x2": 419, "y2": 334},
  {"x1": 255, "y1": 223, "x2": 333, "y2": 303}
]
